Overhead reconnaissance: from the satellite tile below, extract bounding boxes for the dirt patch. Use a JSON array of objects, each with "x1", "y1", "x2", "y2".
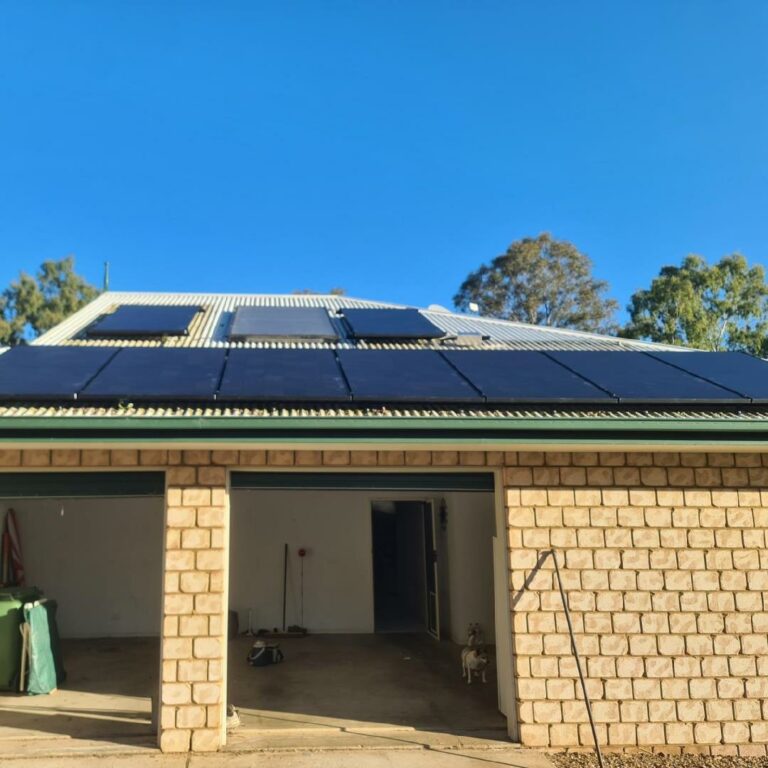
[{"x1": 551, "y1": 753, "x2": 768, "y2": 768}]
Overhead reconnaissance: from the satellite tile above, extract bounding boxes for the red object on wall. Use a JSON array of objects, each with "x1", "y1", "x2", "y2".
[{"x1": 298, "y1": 548, "x2": 307, "y2": 557}]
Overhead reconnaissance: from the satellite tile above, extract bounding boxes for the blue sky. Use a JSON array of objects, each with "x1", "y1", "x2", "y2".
[{"x1": 1, "y1": 2, "x2": 766, "y2": 319}]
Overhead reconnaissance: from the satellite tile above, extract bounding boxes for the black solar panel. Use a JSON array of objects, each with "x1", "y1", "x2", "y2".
[
  {"x1": 442, "y1": 350, "x2": 615, "y2": 403},
  {"x1": 0, "y1": 346, "x2": 117, "y2": 400},
  {"x1": 338, "y1": 350, "x2": 482, "y2": 402},
  {"x1": 547, "y1": 351, "x2": 747, "y2": 403},
  {"x1": 228, "y1": 307, "x2": 338, "y2": 341},
  {"x1": 85, "y1": 305, "x2": 200, "y2": 338},
  {"x1": 81, "y1": 348, "x2": 226, "y2": 401},
  {"x1": 647, "y1": 351, "x2": 768, "y2": 402},
  {"x1": 341, "y1": 308, "x2": 445, "y2": 339},
  {"x1": 218, "y1": 349, "x2": 350, "y2": 401}
]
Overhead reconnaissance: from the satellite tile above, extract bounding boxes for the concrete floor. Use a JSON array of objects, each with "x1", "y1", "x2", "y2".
[
  {"x1": 0, "y1": 637, "x2": 157, "y2": 755},
  {"x1": 227, "y1": 634, "x2": 508, "y2": 752},
  {"x1": 0, "y1": 633, "x2": 513, "y2": 761}
]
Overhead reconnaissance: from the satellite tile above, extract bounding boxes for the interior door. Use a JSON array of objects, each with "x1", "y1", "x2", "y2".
[{"x1": 422, "y1": 502, "x2": 440, "y2": 639}]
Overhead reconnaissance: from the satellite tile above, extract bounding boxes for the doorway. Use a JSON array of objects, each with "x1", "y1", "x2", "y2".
[{"x1": 371, "y1": 500, "x2": 436, "y2": 635}]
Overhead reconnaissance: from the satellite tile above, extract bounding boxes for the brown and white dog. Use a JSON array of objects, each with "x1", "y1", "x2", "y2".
[{"x1": 461, "y1": 623, "x2": 489, "y2": 684}]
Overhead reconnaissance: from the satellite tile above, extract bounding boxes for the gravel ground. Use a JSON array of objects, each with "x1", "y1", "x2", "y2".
[{"x1": 551, "y1": 753, "x2": 768, "y2": 768}]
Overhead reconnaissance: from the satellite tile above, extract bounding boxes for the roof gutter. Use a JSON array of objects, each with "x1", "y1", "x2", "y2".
[{"x1": 0, "y1": 415, "x2": 767, "y2": 448}]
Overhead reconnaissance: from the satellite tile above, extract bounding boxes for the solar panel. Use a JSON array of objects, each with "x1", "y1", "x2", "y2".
[
  {"x1": 442, "y1": 350, "x2": 615, "y2": 403},
  {"x1": 646, "y1": 351, "x2": 768, "y2": 402},
  {"x1": 81, "y1": 348, "x2": 226, "y2": 401},
  {"x1": 85, "y1": 305, "x2": 201, "y2": 338},
  {"x1": 228, "y1": 307, "x2": 339, "y2": 341},
  {"x1": 218, "y1": 349, "x2": 350, "y2": 401},
  {"x1": 547, "y1": 351, "x2": 747, "y2": 403},
  {"x1": 338, "y1": 350, "x2": 482, "y2": 402},
  {"x1": 0, "y1": 346, "x2": 117, "y2": 400},
  {"x1": 340, "y1": 308, "x2": 445, "y2": 339}
]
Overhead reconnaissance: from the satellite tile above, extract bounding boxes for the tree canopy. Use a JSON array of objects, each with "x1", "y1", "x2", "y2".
[
  {"x1": 453, "y1": 233, "x2": 618, "y2": 333},
  {"x1": 621, "y1": 254, "x2": 768, "y2": 354},
  {"x1": 0, "y1": 257, "x2": 100, "y2": 346}
]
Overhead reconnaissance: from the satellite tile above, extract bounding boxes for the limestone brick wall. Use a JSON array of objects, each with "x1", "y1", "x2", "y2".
[
  {"x1": 160, "y1": 452, "x2": 229, "y2": 753},
  {"x1": 504, "y1": 451, "x2": 768, "y2": 757},
  {"x1": 1, "y1": 446, "x2": 768, "y2": 755}
]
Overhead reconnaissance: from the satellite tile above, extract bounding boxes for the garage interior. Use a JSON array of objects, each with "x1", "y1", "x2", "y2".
[
  {"x1": 0, "y1": 473, "x2": 163, "y2": 755},
  {"x1": 0, "y1": 469, "x2": 514, "y2": 755},
  {"x1": 225, "y1": 472, "x2": 513, "y2": 751}
]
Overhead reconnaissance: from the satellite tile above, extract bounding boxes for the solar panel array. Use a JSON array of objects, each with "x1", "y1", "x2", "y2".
[{"x1": 0, "y1": 346, "x2": 765, "y2": 405}]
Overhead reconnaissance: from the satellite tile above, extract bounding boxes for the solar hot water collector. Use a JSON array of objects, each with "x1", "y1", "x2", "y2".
[
  {"x1": 228, "y1": 307, "x2": 340, "y2": 342},
  {"x1": 84, "y1": 305, "x2": 202, "y2": 339},
  {"x1": 338, "y1": 308, "x2": 446, "y2": 341}
]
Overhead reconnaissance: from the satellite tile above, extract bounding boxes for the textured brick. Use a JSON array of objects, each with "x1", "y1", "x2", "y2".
[
  {"x1": 51, "y1": 449, "x2": 80, "y2": 466},
  {"x1": 140, "y1": 449, "x2": 168, "y2": 466},
  {"x1": 81, "y1": 449, "x2": 110, "y2": 466},
  {"x1": 160, "y1": 729, "x2": 191, "y2": 752},
  {"x1": 110, "y1": 449, "x2": 138, "y2": 466},
  {"x1": 0, "y1": 449, "x2": 21, "y2": 466},
  {"x1": 22, "y1": 450, "x2": 50, "y2": 466},
  {"x1": 505, "y1": 450, "x2": 768, "y2": 754},
  {"x1": 190, "y1": 728, "x2": 220, "y2": 752}
]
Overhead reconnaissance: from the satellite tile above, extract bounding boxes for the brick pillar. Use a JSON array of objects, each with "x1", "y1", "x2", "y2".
[{"x1": 159, "y1": 460, "x2": 229, "y2": 752}]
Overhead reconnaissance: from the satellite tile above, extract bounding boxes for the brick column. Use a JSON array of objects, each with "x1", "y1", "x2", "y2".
[{"x1": 159, "y1": 456, "x2": 229, "y2": 753}]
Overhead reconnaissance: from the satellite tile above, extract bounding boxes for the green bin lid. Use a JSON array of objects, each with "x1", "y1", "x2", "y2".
[{"x1": 0, "y1": 587, "x2": 42, "y2": 602}]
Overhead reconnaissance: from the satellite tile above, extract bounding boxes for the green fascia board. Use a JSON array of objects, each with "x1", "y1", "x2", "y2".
[
  {"x1": 0, "y1": 415, "x2": 767, "y2": 445},
  {"x1": 0, "y1": 471, "x2": 165, "y2": 498},
  {"x1": 232, "y1": 471, "x2": 494, "y2": 491}
]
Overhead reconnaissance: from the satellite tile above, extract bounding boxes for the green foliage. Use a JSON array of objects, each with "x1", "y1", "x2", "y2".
[
  {"x1": 454, "y1": 233, "x2": 618, "y2": 333},
  {"x1": 0, "y1": 256, "x2": 100, "y2": 345},
  {"x1": 621, "y1": 254, "x2": 768, "y2": 353}
]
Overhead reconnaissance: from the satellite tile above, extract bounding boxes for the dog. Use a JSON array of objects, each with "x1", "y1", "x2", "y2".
[
  {"x1": 461, "y1": 646, "x2": 489, "y2": 684},
  {"x1": 461, "y1": 623, "x2": 489, "y2": 684},
  {"x1": 466, "y1": 622, "x2": 484, "y2": 648}
]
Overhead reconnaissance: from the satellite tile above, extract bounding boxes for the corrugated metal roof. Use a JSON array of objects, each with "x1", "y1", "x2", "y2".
[
  {"x1": 1, "y1": 403, "x2": 766, "y2": 422},
  {"x1": 35, "y1": 291, "x2": 687, "y2": 352}
]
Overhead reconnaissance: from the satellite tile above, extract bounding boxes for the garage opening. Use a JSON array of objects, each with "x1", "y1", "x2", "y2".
[
  {"x1": 0, "y1": 472, "x2": 164, "y2": 756},
  {"x1": 226, "y1": 471, "x2": 514, "y2": 752},
  {"x1": 372, "y1": 500, "x2": 432, "y2": 634}
]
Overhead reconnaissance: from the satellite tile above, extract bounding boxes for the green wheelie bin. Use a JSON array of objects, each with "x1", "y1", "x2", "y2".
[{"x1": 0, "y1": 586, "x2": 42, "y2": 691}]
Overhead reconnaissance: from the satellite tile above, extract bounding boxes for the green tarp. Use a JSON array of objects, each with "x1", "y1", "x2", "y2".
[{"x1": 23, "y1": 600, "x2": 64, "y2": 695}]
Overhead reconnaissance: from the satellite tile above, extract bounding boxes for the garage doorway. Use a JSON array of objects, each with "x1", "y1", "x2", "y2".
[
  {"x1": 371, "y1": 500, "x2": 434, "y2": 635},
  {"x1": 226, "y1": 471, "x2": 515, "y2": 752},
  {"x1": 0, "y1": 472, "x2": 164, "y2": 756}
]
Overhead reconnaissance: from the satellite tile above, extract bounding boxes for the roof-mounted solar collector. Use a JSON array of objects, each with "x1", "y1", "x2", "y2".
[
  {"x1": 85, "y1": 305, "x2": 201, "y2": 338},
  {"x1": 228, "y1": 307, "x2": 339, "y2": 341},
  {"x1": 340, "y1": 308, "x2": 446, "y2": 340}
]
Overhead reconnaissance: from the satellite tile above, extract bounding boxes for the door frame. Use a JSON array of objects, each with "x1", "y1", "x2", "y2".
[{"x1": 370, "y1": 497, "x2": 434, "y2": 635}]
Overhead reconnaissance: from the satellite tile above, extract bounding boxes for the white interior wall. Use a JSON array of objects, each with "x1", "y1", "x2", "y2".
[
  {"x1": 230, "y1": 488, "x2": 495, "y2": 643},
  {"x1": 4, "y1": 496, "x2": 163, "y2": 638},
  {"x1": 441, "y1": 492, "x2": 496, "y2": 644},
  {"x1": 230, "y1": 489, "x2": 375, "y2": 633}
]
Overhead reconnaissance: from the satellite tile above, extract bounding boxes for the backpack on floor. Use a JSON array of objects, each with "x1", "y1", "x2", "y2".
[{"x1": 247, "y1": 641, "x2": 284, "y2": 667}]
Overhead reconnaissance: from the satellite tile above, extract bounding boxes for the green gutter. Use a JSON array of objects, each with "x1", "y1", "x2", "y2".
[{"x1": 0, "y1": 415, "x2": 767, "y2": 445}]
